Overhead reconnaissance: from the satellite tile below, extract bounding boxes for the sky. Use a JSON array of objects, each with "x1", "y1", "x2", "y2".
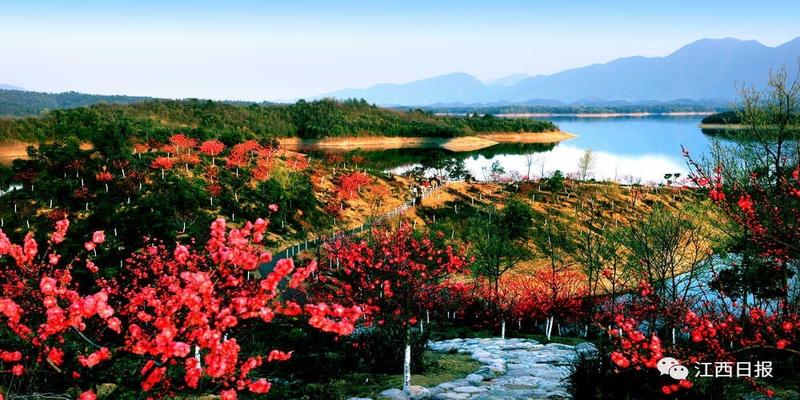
[{"x1": 1, "y1": 0, "x2": 799, "y2": 101}]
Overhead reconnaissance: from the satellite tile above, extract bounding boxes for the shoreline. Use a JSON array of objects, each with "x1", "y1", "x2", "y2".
[
  {"x1": 698, "y1": 123, "x2": 745, "y2": 130},
  {"x1": 279, "y1": 131, "x2": 575, "y2": 153},
  {"x1": 496, "y1": 111, "x2": 715, "y2": 118},
  {"x1": 0, "y1": 140, "x2": 93, "y2": 165},
  {"x1": 1, "y1": 131, "x2": 577, "y2": 165}
]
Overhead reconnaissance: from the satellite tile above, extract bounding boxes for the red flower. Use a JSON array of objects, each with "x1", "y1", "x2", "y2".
[
  {"x1": 86, "y1": 260, "x2": 99, "y2": 273},
  {"x1": 184, "y1": 358, "x2": 201, "y2": 388},
  {"x1": 174, "y1": 245, "x2": 189, "y2": 263},
  {"x1": 107, "y1": 317, "x2": 121, "y2": 333},
  {"x1": 267, "y1": 350, "x2": 293, "y2": 362},
  {"x1": 47, "y1": 347, "x2": 64, "y2": 366},
  {"x1": 40, "y1": 277, "x2": 57, "y2": 295},
  {"x1": 0, "y1": 352, "x2": 21, "y2": 363},
  {"x1": 78, "y1": 347, "x2": 112, "y2": 368},
  {"x1": 248, "y1": 378, "x2": 271, "y2": 394},
  {"x1": 92, "y1": 231, "x2": 106, "y2": 244},
  {"x1": 78, "y1": 391, "x2": 96, "y2": 400},
  {"x1": 709, "y1": 188, "x2": 726, "y2": 201},
  {"x1": 142, "y1": 365, "x2": 166, "y2": 392},
  {"x1": 51, "y1": 219, "x2": 70, "y2": 244},
  {"x1": 610, "y1": 351, "x2": 630, "y2": 368},
  {"x1": 220, "y1": 389, "x2": 237, "y2": 400},
  {"x1": 737, "y1": 195, "x2": 754, "y2": 213}
]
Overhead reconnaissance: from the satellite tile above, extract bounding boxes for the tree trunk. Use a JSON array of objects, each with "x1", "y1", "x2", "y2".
[
  {"x1": 672, "y1": 327, "x2": 676, "y2": 345},
  {"x1": 501, "y1": 319, "x2": 506, "y2": 340},
  {"x1": 546, "y1": 316, "x2": 555, "y2": 341},
  {"x1": 403, "y1": 338, "x2": 412, "y2": 392},
  {"x1": 194, "y1": 346, "x2": 202, "y2": 369}
]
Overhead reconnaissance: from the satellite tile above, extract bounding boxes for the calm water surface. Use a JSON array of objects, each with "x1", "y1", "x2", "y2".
[{"x1": 457, "y1": 115, "x2": 714, "y2": 183}]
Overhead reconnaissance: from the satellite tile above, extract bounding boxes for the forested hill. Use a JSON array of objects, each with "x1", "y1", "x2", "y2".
[
  {"x1": 0, "y1": 98, "x2": 556, "y2": 143},
  {"x1": 0, "y1": 89, "x2": 151, "y2": 116}
]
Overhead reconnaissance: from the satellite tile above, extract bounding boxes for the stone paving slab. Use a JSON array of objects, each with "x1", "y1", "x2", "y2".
[{"x1": 348, "y1": 338, "x2": 597, "y2": 400}]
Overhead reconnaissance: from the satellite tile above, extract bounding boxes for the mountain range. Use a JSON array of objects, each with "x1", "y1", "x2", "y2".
[{"x1": 319, "y1": 37, "x2": 800, "y2": 106}]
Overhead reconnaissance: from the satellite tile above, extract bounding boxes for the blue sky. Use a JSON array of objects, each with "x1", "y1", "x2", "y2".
[{"x1": 1, "y1": 0, "x2": 798, "y2": 100}]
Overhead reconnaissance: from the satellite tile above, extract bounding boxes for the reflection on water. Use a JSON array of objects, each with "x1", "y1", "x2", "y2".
[
  {"x1": 461, "y1": 145, "x2": 688, "y2": 184},
  {"x1": 461, "y1": 116, "x2": 715, "y2": 183},
  {"x1": 308, "y1": 115, "x2": 717, "y2": 183},
  {"x1": 306, "y1": 143, "x2": 557, "y2": 171}
]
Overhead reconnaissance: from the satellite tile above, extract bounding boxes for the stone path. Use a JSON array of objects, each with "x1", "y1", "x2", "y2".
[{"x1": 357, "y1": 338, "x2": 597, "y2": 400}]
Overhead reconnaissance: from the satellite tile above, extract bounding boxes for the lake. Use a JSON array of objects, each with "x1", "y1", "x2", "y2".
[{"x1": 386, "y1": 115, "x2": 715, "y2": 183}]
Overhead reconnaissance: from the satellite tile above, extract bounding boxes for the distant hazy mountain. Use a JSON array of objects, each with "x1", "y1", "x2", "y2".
[
  {"x1": 319, "y1": 37, "x2": 800, "y2": 106},
  {"x1": 0, "y1": 84, "x2": 24, "y2": 91},
  {"x1": 486, "y1": 74, "x2": 531, "y2": 87},
  {"x1": 321, "y1": 72, "x2": 487, "y2": 106}
]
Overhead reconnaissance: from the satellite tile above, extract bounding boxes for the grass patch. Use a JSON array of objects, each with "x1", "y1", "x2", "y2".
[{"x1": 316, "y1": 351, "x2": 480, "y2": 399}]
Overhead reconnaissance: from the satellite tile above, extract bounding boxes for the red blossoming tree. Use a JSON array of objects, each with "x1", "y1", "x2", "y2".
[
  {"x1": 312, "y1": 223, "x2": 467, "y2": 392},
  {"x1": 336, "y1": 172, "x2": 372, "y2": 200},
  {"x1": 199, "y1": 140, "x2": 226, "y2": 165},
  {"x1": 0, "y1": 217, "x2": 362, "y2": 399},
  {"x1": 0, "y1": 220, "x2": 119, "y2": 398},
  {"x1": 150, "y1": 157, "x2": 174, "y2": 179}
]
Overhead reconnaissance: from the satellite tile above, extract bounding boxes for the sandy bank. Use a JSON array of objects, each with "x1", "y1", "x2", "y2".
[
  {"x1": 0, "y1": 141, "x2": 32, "y2": 165},
  {"x1": 478, "y1": 131, "x2": 576, "y2": 143},
  {"x1": 698, "y1": 123, "x2": 745, "y2": 130},
  {"x1": 0, "y1": 141, "x2": 93, "y2": 165}
]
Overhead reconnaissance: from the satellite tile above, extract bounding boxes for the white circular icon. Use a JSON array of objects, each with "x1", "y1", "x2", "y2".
[
  {"x1": 657, "y1": 357, "x2": 680, "y2": 376},
  {"x1": 668, "y1": 364, "x2": 689, "y2": 380}
]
